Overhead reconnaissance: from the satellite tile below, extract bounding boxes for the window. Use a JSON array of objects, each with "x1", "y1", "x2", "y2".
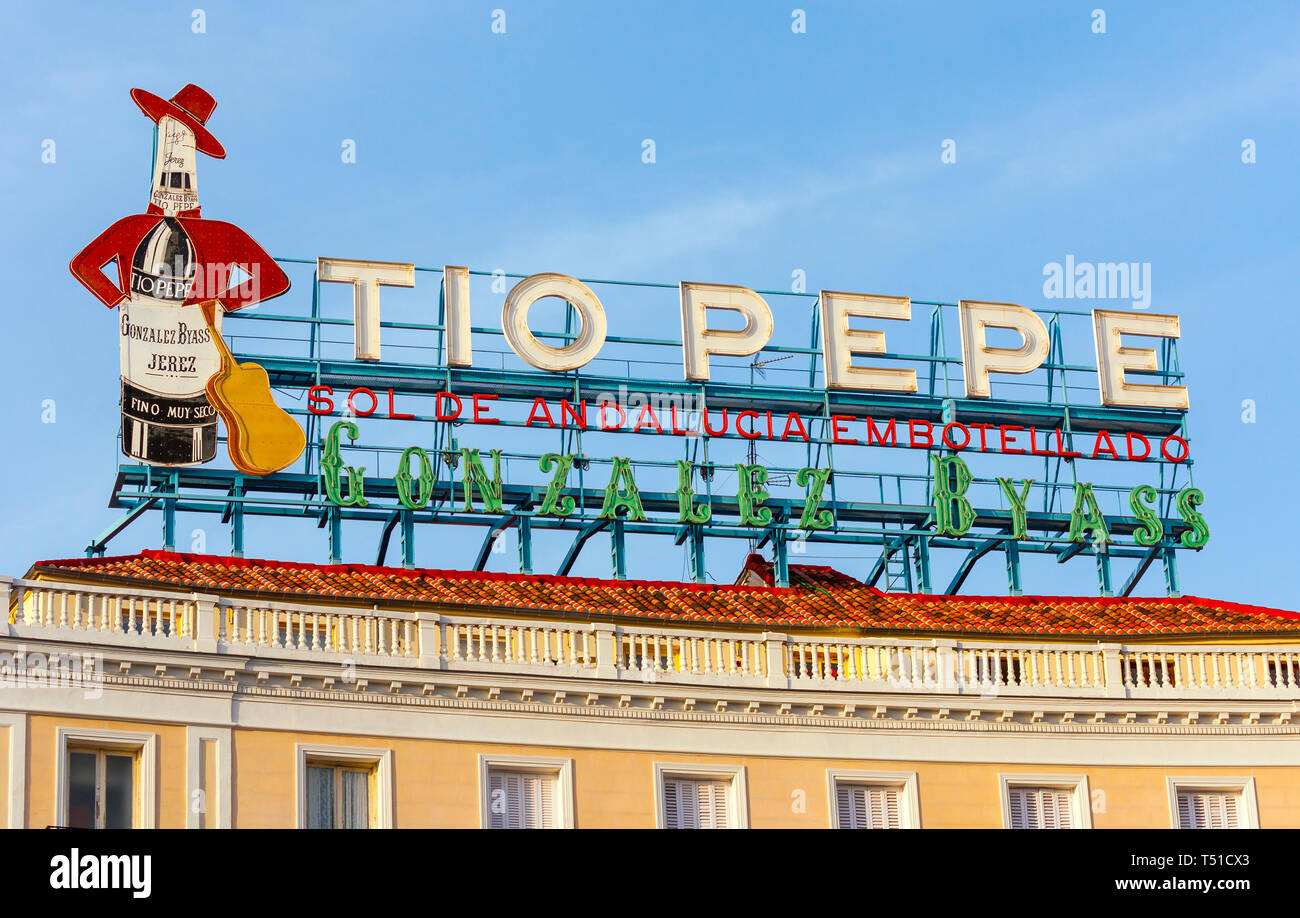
[
  {"x1": 67, "y1": 748, "x2": 135, "y2": 829},
  {"x1": 478, "y1": 755, "x2": 575, "y2": 829},
  {"x1": 305, "y1": 763, "x2": 373, "y2": 829},
  {"x1": 56, "y1": 728, "x2": 156, "y2": 829},
  {"x1": 828, "y1": 770, "x2": 920, "y2": 828},
  {"x1": 1168, "y1": 778, "x2": 1258, "y2": 829},
  {"x1": 295, "y1": 745, "x2": 393, "y2": 829},
  {"x1": 654, "y1": 763, "x2": 748, "y2": 829},
  {"x1": 1000, "y1": 774, "x2": 1091, "y2": 829},
  {"x1": 487, "y1": 769, "x2": 558, "y2": 829}
]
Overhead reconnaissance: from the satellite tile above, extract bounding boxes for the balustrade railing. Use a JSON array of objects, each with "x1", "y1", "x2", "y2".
[{"x1": 5, "y1": 576, "x2": 1300, "y2": 700}]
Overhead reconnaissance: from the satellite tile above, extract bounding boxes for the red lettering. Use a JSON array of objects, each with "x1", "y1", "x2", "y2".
[
  {"x1": 1055, "y1": 427, "x2": 1082, "y2": 458},
  {"x1": 1028, "y1": 426, "x2": 1052, "y2": 457},
  {"x1": 387, "y1": 388, "x2": 414, "y2": 420},
  {"x1": 970, "y1": 423, "x2": 994, "y2": 451},
  {"x1": 307, "y1": 385, "x2": 334, "y2": 415},
  {"x1": 632, "y1": 404, "x2": 664, "y2": 434},
  {"x1": 737, "y1": 410, "x2": 762, "y2": 439},
  {"x1": 998, "y1": 425, "x2": 1025, "y2": 454},
  {"x1": 867, "y1": 418, "x2": 898, "y2": 447},
  {"x1": 1125, "y1": 432, "x2": 1151, "y2": 461},
  {"x1": 472, "y1": 393, "x2": 499, "y2": 424},
  {"x1": 1091, "y1": 430, "x2": 1120, "y2": 459},
  {"x1": 526, "y1": 397, "x2": 556, "y2": 427},
  {"x1": 1161, "y1": 434, "x2": 1189, "y2": 462},
  {"x1": 599, "y1": 401, "x2": 627, "y2": 431},
  {"x1": 670, "y1": 404, "x2": 693, "y2": 436},
  {"x1": 560, "y1": 399, "x2": 587, "y2": 429},
  {"x1": 703, "y1": 409, "x2": 728, "y2": 436},
  {"x1": 435, "y1": 392, "x2": 462, "y2": 421},
  {"x1": 347, "y1": 387, "x2": 378, "y2": 418},
  {"x1": 780, "y1": 412, "x2": 810, "y2": 442},
  {"x1": 907, "y1": 419, "x2": 933, "y2": 448},
  {"x1": 831, "y1": 415, "x2": 858, "y2": 445},
  {"x1": 942, "y1": 422, "x2": 970, "y2": 450}
]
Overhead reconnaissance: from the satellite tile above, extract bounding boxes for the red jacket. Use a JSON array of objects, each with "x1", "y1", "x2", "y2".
[{"x1": 70, "y1": 206, "x2": 290, "y2": 310}]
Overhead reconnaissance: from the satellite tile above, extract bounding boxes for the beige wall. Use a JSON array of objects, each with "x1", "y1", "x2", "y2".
[{"x1": 17, "y1": 714, "x2": 1300, "y2": 828}]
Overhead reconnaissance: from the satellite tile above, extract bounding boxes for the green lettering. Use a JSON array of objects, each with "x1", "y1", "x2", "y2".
[
  {"x1": 996, "y1": 477, "x2": 1034, "y2": 540},
  {"x1": 736, "y1": 463, "x2": 773, "y2": 527},
  {"x1": 598, "y1": 457, "x2": 647, "y2": 521},
  {"x1": 933, "y1": 454, "x2": 974, "y2": 536},
  {"x1": 1175, "y1": 486, "x2": 1210, "y2": 549},
  {"x1": 460, "y1": 448, "x2": 503, "y2": 513},
  {"x1": 537, "y1": 453, "x2": 576, "y2": 518},
  {"x1": 795, "y1": 467, "x2": 832, "y2": 530},
  {"x1": 321, "y1": 420, "x2": 368, "y2": 507},
  {"x1": 394, "y1": 446, "x2": 436, "y2": 510},
  {"x1": 675, "y1": 460, "x2": 710, "y2": 524},
  {"x1": 1128, "y1": 484, "x2": 1164, "y2": 547},
  {"x1": 1067, "y1": 482, "x2": 1109, "y2": 544}
]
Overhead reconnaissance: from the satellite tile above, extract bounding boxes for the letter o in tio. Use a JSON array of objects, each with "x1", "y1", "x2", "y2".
[
  {"x1": 502, "y1": 273, "x2": 608, "y2": 372},
  {"x1": 1160, "y1": 434, "x2": 1189, "y2": 462}
]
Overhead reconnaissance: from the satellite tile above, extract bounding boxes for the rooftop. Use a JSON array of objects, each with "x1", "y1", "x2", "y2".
[{"x1": 27, "y1": 549, "x2": 1300, "y2": 639}]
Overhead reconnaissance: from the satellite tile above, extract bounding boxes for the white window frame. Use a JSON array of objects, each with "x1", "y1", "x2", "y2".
[
  {"x1": 999, "y1": 773, "x2": 1092, "y2": 829},
  {"x1": 477, "y1": 754, "x2": 575, "y2": 829},
  {"x1": 0, "y1": 713, "x2": 27, "y2": 829},
  {"x1": 826, "y1": 769, "x2": 921, "y2": 829},
  {"x1": 295, "y1": 743, "x2": 394, "y2": 829},
  {"x1": 1167, "y1": 776, "x2": 1258, "y2": 829},
  {"x1": 55, "y1": 727, "x2": 157, "y2": 829},
  {"x1": 653, "y1": 762, "x2": 748, "y2": 829}
]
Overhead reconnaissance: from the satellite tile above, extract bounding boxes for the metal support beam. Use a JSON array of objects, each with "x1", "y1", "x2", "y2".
[
  {"x1": 945, "y1": 537, "x2": 1000, "y2": 595},
  {"x1": 400, "y1": 509, "x2": 415, "y2": 569},
  {"x1": 1163, "y1": 545, "x2": 1181, "y2": 597},
  {"x1": 866, "y1": 538, "x2": 899, "y2": 588},
  {"x1": 517, "y1": 514, "x2": 533, "y2": 574},
  {"x1": 773, "y1": 528, "x2": 789, "y2": 587},
  {"x1": 230, "y1": 477, "x2": 245, "y2": 558},
  {"x1": 915, "y1": 535, "x2": 932, "y2": 593},
  {"x1": 376, "y1": 511, "x2": 400, "y2": 566},
  {"x1": 85, "y1": 496, "x2": 160, "y2": 557},
  {"x1": 162, "y1": 472, "x2": 178, "y2": 552},
  {"x1": 557, "y1": 519, "x2": 608, "y2": 576},
  {"x1": 1005, "y1": 540, "x2": 1023, "y2": 595},
  {"x1": 473, "y1": 515, "x2": 517, "y2": 571},
  {"x1": 327, "y1": 506, "x2": 342, "y2": 564},
  {"x1": 687, "y1": 525, "x2": 706, "y2": 583},
  {"x1": 610, "y1": 517, "x2": 627, "y2": 579},
  {"x1": 1095, "y1": 543, "x2": 1113, "y2": 596},
  {"x1": 1119, "y1": 545, "x2": 1159, "y2": 597},
  {"x1": 1055, "y1": 540, "x2": 1086, "y2": 563}
]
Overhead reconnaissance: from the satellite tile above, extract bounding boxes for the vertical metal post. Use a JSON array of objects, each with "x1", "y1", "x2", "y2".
[
  {"x1": 328, "y1": 506, "x2": 342, "y2": 564},
  {"x1": 400, "y1": 509, "x2": 415, "y2": 569},
  {"x1": 773, "y1": 528, "x2": 789, "y2": 587},
  {"x1": 610, "y1": 516, "x2": 627, "y2": 580},
  {"x1": 231, "y1": 476, "x2": 245, "y2": 558},
  {"x1": 688, "y1": 525, "x2": 706, "y2": 583},
  {"x1": 1005, "y1": 540, "x2": 1023, "y2": 596},
  {"x1": 162, "y1": 471, "x2": 177, "y2": 551},
  {"x1": 1095, "y1": 543, "x2": 1113, "y2": 597},
  {"x1": 1162, "y1": 545, "x2": 1180, "y2": 597},
  {"x1": 518, "y1": 514, "x2": 533, "y2": 575},
  {"x1": 916, "y1": 535, "x2": 932, "y2": 593}
]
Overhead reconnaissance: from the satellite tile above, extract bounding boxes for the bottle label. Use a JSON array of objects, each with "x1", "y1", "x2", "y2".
[{"x1": 119, "y1": 300, "x2": 221, "y2": 398}]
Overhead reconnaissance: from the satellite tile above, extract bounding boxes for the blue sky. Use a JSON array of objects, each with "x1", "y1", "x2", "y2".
[{"x1": 1, "y1": 1, "x2": 1297, "y2": 607}]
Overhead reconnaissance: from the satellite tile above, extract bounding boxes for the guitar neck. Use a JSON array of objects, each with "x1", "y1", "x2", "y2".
[{"x1": 200, "y1": 300, "x2": 235, "y2": 362}]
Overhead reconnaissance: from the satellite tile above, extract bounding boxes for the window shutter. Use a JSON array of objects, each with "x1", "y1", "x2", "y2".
[
  {"x1": 836, "y1": 784, "x2": 902, "y2": 828},
  {"x1": 663, "y1": 777, "x2": 729, "y2": 828},
  {"x1": 1009, "y1": 786, "x2": 1074, "y2": 829},
  {"x1": 488, "y1": 768, "x2": 558, "y2": 828},
  {"x1": 1177, "y1": 790, "x2": 1241, "y2": 829}
]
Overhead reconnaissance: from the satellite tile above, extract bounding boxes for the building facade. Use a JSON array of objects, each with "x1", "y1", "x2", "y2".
[{"x1": 2, "y1": 550, "x2": 1298, "y2": 829}]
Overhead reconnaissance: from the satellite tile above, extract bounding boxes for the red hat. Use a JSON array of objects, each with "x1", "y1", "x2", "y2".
[{"x1": 129, "y1": 83, "x2": 226, "y2": 159}]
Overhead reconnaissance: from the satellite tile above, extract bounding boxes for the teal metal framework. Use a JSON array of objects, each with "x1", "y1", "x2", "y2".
[{"x1": 90, "y1": 261, "x2": 1194, "y2": 597}]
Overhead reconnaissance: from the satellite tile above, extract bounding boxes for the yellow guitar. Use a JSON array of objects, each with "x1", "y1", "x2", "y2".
[{"x1": 200, "y1": 301, "x2": 306, "y2": 476}]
